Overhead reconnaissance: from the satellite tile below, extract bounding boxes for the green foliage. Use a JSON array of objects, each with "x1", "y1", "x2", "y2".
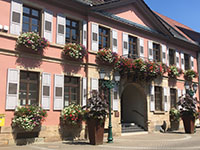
[
  {"x1": 60, "y1": 104, "x2": 85, "y2": 126},
  {"x1": 12, "y1": 105, "x2": 47, "y2": 131},
  {"x1": 16, "y1": 32, "x2": 49, "y2": 51},
  {"x1": 84, "y1": 90, "x2": 108, "y2": 121},
  {"x1": 170, "y1": 108, "x2": 180, "y2": 122},
  {"x1": 177, "y1": 94, "x2": 199, "y2": 119}
]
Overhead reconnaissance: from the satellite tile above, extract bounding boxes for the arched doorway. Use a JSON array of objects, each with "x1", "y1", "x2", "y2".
[{"x1": 121, "y1": 83, "x2": 147, "y2": 130}]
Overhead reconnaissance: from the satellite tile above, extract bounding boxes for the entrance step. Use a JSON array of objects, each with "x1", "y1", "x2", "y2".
[{"x1": 122, "y1": 123, "x2": 145, "y2": 133}]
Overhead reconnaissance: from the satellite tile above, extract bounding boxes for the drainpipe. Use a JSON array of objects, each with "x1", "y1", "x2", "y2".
[{"x1": 197, "y1": 50, "x2": 200, "y2": 100}]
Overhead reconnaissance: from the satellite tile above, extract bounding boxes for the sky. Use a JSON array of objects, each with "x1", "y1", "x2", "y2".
[{"x1": 144, "y1": 0, "x2": 200, "y2": 33}]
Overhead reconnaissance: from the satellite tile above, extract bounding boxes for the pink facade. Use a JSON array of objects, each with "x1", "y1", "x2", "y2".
[{"x1": 0, "y1": 0, "x2": 199, "y2": 142}]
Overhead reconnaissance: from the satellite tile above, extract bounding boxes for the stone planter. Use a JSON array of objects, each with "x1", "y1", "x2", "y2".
[
  {"x1": 59, "y1": 121, "x2": 82, "y2": 140},
  {"x1": 170, "y1": 121, "x2": 180, "y2": 131},
  {"x1": 182, "y1": 115, "x2": 195, "y2": 134},
  {"x1": 87, "y1": 119, "x2": 105, "y2": 145}
]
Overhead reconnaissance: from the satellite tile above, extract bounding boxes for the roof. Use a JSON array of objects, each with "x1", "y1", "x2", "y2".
[
  {"x1": 154, "y1": 12, "x2": 195, "y2": 42},
  {"x1": 74, "y1": 0, "x2": 119, "y2": 6}
]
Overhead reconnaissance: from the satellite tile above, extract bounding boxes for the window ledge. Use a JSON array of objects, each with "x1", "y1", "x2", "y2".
[
  {"x1": 88, "y1": 50, "x2": 97, "y2": 55},
  {"x1": 0, "y1": 32, "x2": 18, "y2": 40},
  {"x1": 153, "y1": 111, "x2": 165, "y2": 114},
  {"x1": 49, "y1": 43, "x2": 64, "y2": 49}
]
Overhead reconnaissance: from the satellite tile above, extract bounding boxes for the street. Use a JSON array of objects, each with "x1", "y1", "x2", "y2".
[{"x1": 1, "y1": 129, "x2": 200, "y2": 150}]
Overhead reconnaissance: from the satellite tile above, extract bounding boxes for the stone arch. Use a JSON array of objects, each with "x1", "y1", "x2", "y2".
[{"x1": 121, "y1": 82, "x2": 148, "y2": 130}]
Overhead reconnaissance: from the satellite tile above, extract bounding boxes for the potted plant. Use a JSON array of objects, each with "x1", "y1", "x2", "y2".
[
  {"x1": 60, "y1": 104, "x2": 85, "y2": 140},
  {"x1": 169, "y1": 108, "x2": 180, "y2": 130},
  {"x1": 63, "y1": 43, "x2": 86, "y2": 60},
  {"x1": 84, "y1": 90, "x2": 108, "y2": 145},
  {"x1": 16, "y1": 32, "x2": 49, "y2": 53},
  {"x1": 12, "y1": 105, "x2": 47, "y2": 132},
  {"x1": 177, "y1": 94, "x2": 199, "y2": 133},
  {"x1": 184, "y1": 70, "x2": 198, "y2": 81},
  {"x1": 97, "y1": 48, "x2": 118, "y2": 65},
  {"x1": 167, "y1": 65, "x2": 182, "y2": 79}
]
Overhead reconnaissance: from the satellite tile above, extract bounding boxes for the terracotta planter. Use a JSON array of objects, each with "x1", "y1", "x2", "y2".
[
  {"x1": 182, "y1": 115, "x2": 195, "y2": 134},
  {"x1": 87, "y1": 119, "x2": 105, "y2": 145}
]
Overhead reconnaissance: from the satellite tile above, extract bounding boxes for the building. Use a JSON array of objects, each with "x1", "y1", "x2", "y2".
[{"x1": 0, "y1": 0, "x2": 199, "y2": 144}]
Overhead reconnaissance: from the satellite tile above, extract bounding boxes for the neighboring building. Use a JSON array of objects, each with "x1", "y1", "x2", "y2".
[{"x1": 0, "y1": 0, "x2": 199, "y2": 143}]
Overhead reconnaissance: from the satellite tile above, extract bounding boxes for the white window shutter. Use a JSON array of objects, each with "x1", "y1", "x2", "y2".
[
  {"x1": 90, "y1": 78, "x2": 98, "y2": 91},
  {"x1": 56, "y1": 14, "x2": 65, "y2": 45},
  {"x1": 178, "y1": 89, "x2": 182, "y2": 98},
  {"x1": 139, "y1": 38, "x2": 144, "y2": 59},
  {"x1": 122, "y1": 32, "x2": 128, "y2": 57},
  {"x1": 54, "y1": 74, "x2": 64, "y2": 110},
  {"x1": 148, "y1": 40, "x2": 153, "y2": 61},
  {"x1": 150, "y1": 85, "x2": 155, "y2": 112},
  {"x1": 91, "y1": 23, "x2": 99, "y2": 51},
  {"x1": 113, "y1": 85, "x2": 119, "y2": 111},
  {"x1": 162, "y1": 44, "x2": 166, "y2": 64},
  {"x1": 6, "y1": 69, "x2": 19, "y2": 110},
  {"x1": 82, "y1": 77, "x2": 87, "y2": 106},
  {"x1": 181, "y1": 52, "x2": 185, "y2": 70},
  {"x1": 182, "y1": 89, "x2": 186, "y2": 96},
  {"x1": 112, "y1": 29, "x2": 118, "y2": 53},
  {"x1": 44, "y1": 10, "x2": 53, "y2": 42},
  {"x1": 82, "y1": 20, "x2": 87, "y2": 48},
  {"x1": 42, "y1": 73, "x2": 51, "y2": 110},
  {"x1": 10, "y1": 0, "x2": 22, "y2": 35},
  {"x1": 166, "y1": 47, "x2": 169, "y2": 66},
  {"x1": 191, "y1": 56, "x2": 194, "y2": 70},
  {"x1": 164, "y1": 87, "x2": 168, "y2": 112},
  {"x1": 176, "y1": 51, "x2": 180, "y2": 68}
]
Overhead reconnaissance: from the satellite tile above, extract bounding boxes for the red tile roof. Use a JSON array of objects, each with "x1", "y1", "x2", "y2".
[{"x1": 154, "y1": 11, "x2": 194, "y2": 42}]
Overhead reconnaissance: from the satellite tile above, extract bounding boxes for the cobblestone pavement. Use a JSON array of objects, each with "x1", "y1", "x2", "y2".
[{"x1": 1, "y1": 129, "x2": 200, "y2": 150}]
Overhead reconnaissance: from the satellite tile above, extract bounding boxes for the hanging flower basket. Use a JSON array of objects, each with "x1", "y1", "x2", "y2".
[
  {"x1": 114, "y1": 57, "x2": 166, "y2": 82},
  {"x1": 12, "y1": 105, "x2": 47, "y2": 132},
  {"x1": 63, "y1": 43, "x2": 86, "y2": 60},
  {"x1": 96, "y1": 48, "x2": 118, "y2": 65},
  {"x1": 167, "y1": 65, "x2": 182, "y2": 79},
  {"x1": 16, "y1": 32, "x2": 49, "y2": 53},
  {"x1": 184, "y1": 70, "x2": 198, "y2": 81}
]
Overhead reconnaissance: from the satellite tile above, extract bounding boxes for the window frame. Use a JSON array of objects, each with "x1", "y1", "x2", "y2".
[
  {"x1": 22, "y1": 5, "x2": 41, "y2": 34},
  {"x1": 65, "y1": 17, "x2": 80, "y2": 44},
  {"x1": 155, "y1": 86, "x2": 163, "y2": 111},
  {"x1": 169, "y1": 48, "x2": 175, "y2": 66},
  {"x1": 19, "y1": 70, "x2": 40, "y2": 106},
  {"x1": 170, "y1": 88, "x2": 177, "y2": 108},
  {"x1": 184, "y1": 53, "x2": 190, "y2": 70},
  {"x1": 153, "y1": 43, "x2": 161, "y2": 62},
  {"x1": 99, "y1": 26, "x2": 110, "y2": 50},
  {"x1": 128, "y1": 35, "x2": 138, "y2": 59},
  {"x1": 63, "y1": 76, "x2": 80, "y2": 107}
]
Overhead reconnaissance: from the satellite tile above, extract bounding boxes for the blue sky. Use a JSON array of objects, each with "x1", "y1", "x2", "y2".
[{"x1": 144, "y1": 0, "x2": 200, "y2": 33}]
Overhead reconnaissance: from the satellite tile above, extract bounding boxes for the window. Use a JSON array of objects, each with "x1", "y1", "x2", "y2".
[
  {"x1": 169, "y1": 49, "x2": 175, "y2": 65},
  {"x1": 66, "y1": 18, "x2": 80, "y2": 43},
  {"x1": 155, "y1": 86, "x2": 163, "y2": 111},
  {"x1": 22, "y1": 6, "x2": 40, "y2": 33},
  {"x1": 99, "y1": 26, "x2": 110, "y2": 49},
  {"x1": 19, "y1": 71, "x2": 39, "y2": 106},
  {"x1": 128, "y1": 35, "x2": 138, "y2": 59},
  {"x1": 153, "y1": 43, "x2": 161, "y2": 62},
  {"x1": 170, "y1": 88, "x2": 177, "y2": 108},
  {"x1": 184, "y1": 54, "x2": 190, "y2": 70},
  {"x1": 64, "y1": 76, "x2": 80, "y2": 107}
]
